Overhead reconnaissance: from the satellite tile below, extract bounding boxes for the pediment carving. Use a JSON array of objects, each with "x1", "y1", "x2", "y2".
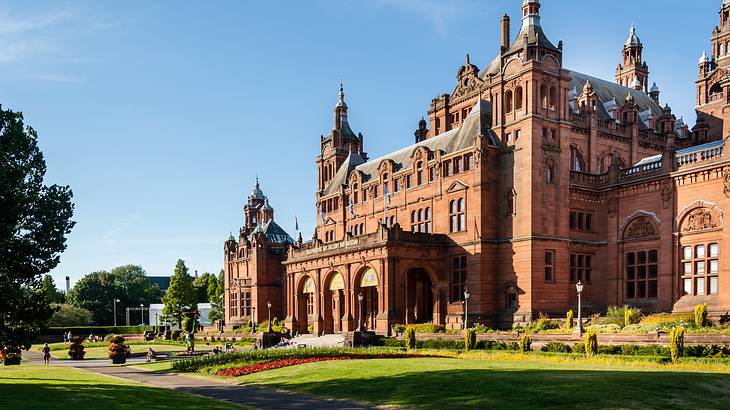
[
  {"x1": 623, "y1": 216, "x2": 659, "y2": 240},
  {"x1": 682, "y1": 207, "x2": 719, "y2": 233}
]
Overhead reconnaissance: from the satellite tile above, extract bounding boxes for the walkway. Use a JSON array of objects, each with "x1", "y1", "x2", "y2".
[{"x1": 23, "y1": 350, "x2": 372, "y2": 409}]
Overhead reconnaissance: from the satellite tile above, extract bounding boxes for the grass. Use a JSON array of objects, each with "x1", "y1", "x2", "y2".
[
  {"x1": 0, "y1": 365, "x2": 241, "y2": 409},
  {"x1": 227, "y1": 352, "x2": 730, "y2": 409}
]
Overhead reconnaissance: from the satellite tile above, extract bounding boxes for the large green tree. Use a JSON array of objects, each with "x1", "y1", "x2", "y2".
[
  {"x1": 39, "y1": 274, "x2": 64, "y2": 304},
  {"x1": 0, "y1": 107, "x2": 75, "y2": 351},
  {"x1": 162, "y1": 259, "x2": 196, "y2": 325},
  {"x1": 66, "y1": 265, "x2": 160, "y2": 324},
  {"x1": 193, "y1": 271, "x2": 212, "y2": 303},
  {"x1": 207, "y1": 270, "x2": 224, "y2": 322},
  {"x1": 47, "y1": 303, "x2": 92, "y2": 327}
]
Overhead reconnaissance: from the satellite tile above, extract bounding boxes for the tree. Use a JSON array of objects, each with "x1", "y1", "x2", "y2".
[
  {"x1": 66, "y1": 265, "x2": 160, "y2": 324},
  {"x1": 193, "y1": 272, "x2": 212, "y2": 303},
  {"x1": 0, "y1": 107, "x2": 75, "y2": 351},
  {"x1": 47, "y1": 303, "x2": 92, "y2": 327},
  {"x1": 162, "y1": 259, "x2": 196, "y2": 325},
  {"x1": 39, "y1": 275, "x2": 64, "y2": 304},
  {"x1": 207, "y1": 270, "x2": 224, "y2": 322}
]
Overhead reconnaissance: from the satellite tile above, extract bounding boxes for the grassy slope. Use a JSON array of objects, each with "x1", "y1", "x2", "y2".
[
  {"x1": 232, "y1": 355, "x2": 730, "y2": 409},
  {"x1": 0, "y1": 365, "x2": 241, "y2": 410}
]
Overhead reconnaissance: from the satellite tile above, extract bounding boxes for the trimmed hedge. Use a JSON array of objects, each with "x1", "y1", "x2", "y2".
[
  {"x1": 379, "y1": 338, "x2": 519, "y2": 351},
  {"x1": 46, "y1": 326, "x2": 155, "y2": 336}
]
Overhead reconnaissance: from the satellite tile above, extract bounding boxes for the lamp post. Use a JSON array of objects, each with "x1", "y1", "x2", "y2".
[
  {"x1": 463, "y1": 288, "x2": 471, "y2": 331},
  {"x1": 267, "y1": 300, "x2": 272, "y2": 332},
  {"x1": 113, "y1": 299, "x2": 120, "y2": 326},
  {"x1": 140, "y1": 304, "x2": 144, "y2": 325},
  {"x1": 251, "y1": 306, "x2": 256, "y2": 334},
  {"x1": 155, "y1": 313, "x2": 159, "y2": 333},
  {"x1": 575, "y1": 281, "x2": 584, "y2": 334},
  {"x1": 357, "y1": 292, "x2": 364, "y2": 333}
]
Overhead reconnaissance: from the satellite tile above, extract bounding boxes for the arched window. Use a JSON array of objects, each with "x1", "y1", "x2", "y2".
[
  {"x1": 382, "y1": 173, "x2": 389, "y2": 195},
  {"x1": 546, "y1": 159, "x2": 555, "y2": 184},
  {"x1": 540, "y1": 84, "x2": 547, "y2": 108},
  {"x1": 411, "y1": 210, "x2": 417, "y2": 232},
  {"x1": 515, "y1": 86, "x2": 523, "y2": 110},
  {"x1": 418, "y1": 209, "x2": 424, "y2": 232},
  {"x1": 449, "y1": 199, "x2": 465, "y2": 232},
  {"x1": 548, "y1": 86, "x2": 557, "y2": 110},
  {"x1": 505, "y1": 90, "x2": 513, "y2": 113},
  {"x1": 425, "y1": 207, "x2": 432, "y2": 233},
  {"x1": 570, "y1": 146, "x2": 585, "y2": 172},
  {"x1": 416, "y1": 161, "x2": 423, "y2": 186},
  {"x1": 353, "y1": 184, "x2": 359, "y2": 204}
]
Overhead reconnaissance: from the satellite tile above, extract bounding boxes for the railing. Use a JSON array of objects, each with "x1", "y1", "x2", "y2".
[
  {"x1": 676, "y1": 142, "x2": 724, "y2": 168},
  {"x1": 708, "y1": 93, "x2": 724, "y2": 102},
  {"x1": 620, "y1": 160, "x2": 662, "y2": 179},
  {"x1": 570, "y1": 171, "x2": 608, "y2": 186}
]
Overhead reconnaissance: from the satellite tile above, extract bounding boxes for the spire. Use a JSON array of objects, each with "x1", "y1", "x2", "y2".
[
  {"x1": 699, "y1": 50, "x2": 710, "y2": 65},
  {"x1": 625, "y1": 24, "x2": 641, "y2": 47},
  {"x1": 335, "y1": 81, "x2": 347, "y2": 108}
]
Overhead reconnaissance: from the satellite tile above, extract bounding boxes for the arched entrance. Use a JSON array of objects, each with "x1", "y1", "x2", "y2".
[
  {"x1": 324, "y1": 272, "x2": 345, "y2": 333},
  {"x1": 297, "y1": 276, "x2": 316, "y2": 334},
  {"x1": 355, "y1": 267, "x2": 379, "y2": 331},
  {"x1": 404, "y1": 268, "x2": 434, "y2": 324}
]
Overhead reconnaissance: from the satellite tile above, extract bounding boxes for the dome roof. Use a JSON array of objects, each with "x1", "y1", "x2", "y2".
[
  {"x1": 625, "y1": 25, "x2": 641, "y2": 47},
  {"x1": 249, "y1": 177, "x2": 265, "y2": 200},
  {"x1": 699, "y1": 50, "x2": 710, "y2": 64},
  {"x1": 650, "y1": 82, "x2": 659, "y2": 93}
]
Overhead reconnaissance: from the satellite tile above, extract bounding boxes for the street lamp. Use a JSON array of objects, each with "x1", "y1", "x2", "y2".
[
  {"x1": 463, "y1": 288, "x2": 471, "y2": 331},
  {"x1": 155, "y1": 313, "x2": 159, "y2": 333},
  {"x1": 251, "y1": 306, "x2": 256, "y2": 334},
  {"x1": 267, "y1": 300, "x2": 272, "y2": 332},
  {"x1": 357, "y1": 292, "x2": 364, "y2": 333},
  {"x1": 113, "y1": 299, "x2": 120, "y2": 326},
  {"x1": 140, "y1": 304, "x2": 144, "y2": 325},
  {"x1": 575, "y1": 281, "x2": 584, "y2": 334}
]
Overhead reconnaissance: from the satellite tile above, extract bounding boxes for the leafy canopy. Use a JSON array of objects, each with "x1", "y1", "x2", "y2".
[
  {"x1": 162, "y1": 259, "x2": 196, "y2": 324},
  {"x1": 0, "y1": 107, "x2": 75, "y2": 350}
]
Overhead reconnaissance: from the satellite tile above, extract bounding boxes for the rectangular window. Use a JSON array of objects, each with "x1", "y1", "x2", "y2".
[
  {"x1": 363, "y1": 189, "x2": 369, "y2": 202},
  {"x1": 394, "y1": 178, "x2": 401, "y2": 192},
  {"x1": 569, "y1": 210, "x2": 594, "y2": 232},
  {"x1": 429, "y1": 167, "x2": 435, "y2": 182},
  {"x1": 445, "y1": 161, "x2": 453, "y2": 176},
  {"x1": 406, "y1": 175, "x2": 412, "y2": 189},
  {"x1": 542, "y1": 127, "x2": 548, "y2": 140},
  {"x1": 465, "y1": 154, "x2": 474, "y2": 171},
  {"x1": 682, "y1": 242, "x2": 719, "y2": 296},
  {"x1": 450, "y1": 255, "x2": 468, "y2": 303},
  {"x1": 515, "y1": 129, "x2": 521, "y2": 141},
  {"x1": 544, "y1": 250, "x2": 555, "y2": 282},
  {"x1": 454, "y1": 157, "x2": 462, "y2": 174},
  {"x1": 570, "y1": 253, "x2": 593, "y2": 283},
  {"x1": 626, "y1": 249, "x2": 658, "y2": 299}
]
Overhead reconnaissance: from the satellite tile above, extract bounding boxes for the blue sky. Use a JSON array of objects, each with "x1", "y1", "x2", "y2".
[{"x1": 2, "y1": 0, "x2": 719, "y2": 287}]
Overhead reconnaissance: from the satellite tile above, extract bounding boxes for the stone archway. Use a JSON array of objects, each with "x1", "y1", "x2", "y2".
[
  {"x1": 323, "y1": 272, "x2": 345, "y2": 334},
  {"x1": 296, "y1": 276, "x2": 316, "y2": 334},
  {"x1": 404, "y1": 268, "x2": 435, "y2": 325},
  {"x1": 354, "y1": 267, "x2": 379, "y2": 331}
]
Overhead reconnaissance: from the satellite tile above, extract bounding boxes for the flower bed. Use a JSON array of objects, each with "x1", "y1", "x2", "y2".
[{"x1": 216, "y1": 353, "x2": 421, "y2": 377}]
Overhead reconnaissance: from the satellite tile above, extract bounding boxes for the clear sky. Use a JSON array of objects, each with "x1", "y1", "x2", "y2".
[{"x1": 2, "y1": 0, "x2": 720, "y2": 288}]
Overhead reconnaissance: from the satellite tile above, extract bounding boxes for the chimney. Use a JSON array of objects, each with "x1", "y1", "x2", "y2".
[
  {"x1": 65, "y1": 276, "x2": 70, "y2": 293},
  {"x1": 501, "y1": 14, "x2": 510, "y2": 51}
]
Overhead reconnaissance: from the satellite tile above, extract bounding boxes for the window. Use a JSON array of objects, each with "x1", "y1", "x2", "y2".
[
  {"x1": 542, "y1": 127, "x2": 548, "y2": 140},
  {"x1": 429, "y1": 167, "x2": 435, "y2": 182},
  {"x1": 544, "y1": 250, "x2": 555, "y2": 282},
  {"x1": 540, "y1": 84, "x2": 547, "y2": 108},
  {"x1": 454, "y1": 157, "x2": 462, "y2": 174},
  {"x1": 306, "y1": 293, "x2": 314, "y2": 315},
  {"x1": 549, "y1": 86, "x2": 557, "y2": 110},
  {"x1": 681, "y1": 243, "x2": 719, "y2": 296},
  {"x1": 569, "y1": 211, "x2": 594, "y2": 232},
  {"x1": 450, "y1": 255, "x2": 468, "y2": 303},
  {"x1": 445, "y1": 161, "x2": 453, "y2": 177},
  {"x1": 515, "y1": 129, "x2": 521, "y2": 142},
  {"x1": 570, "y1": 253, "x2": 593, "y2": 283},
  {"x1": 416, "y1": 161, "x2": 423, "y2": 186},
  {"x1": 353, "y1": 184, "x2": 359, "y2": 203},
  {"x1": 383, "y1": 173, "x2": 389, "y2": 195},
  {"x1": 406, "y1": 174, "x2": 412, "y2": 189},
  {"x1": 394, "y1": 178, "x2": 401, "y2": 193},
  {"x1": 570, "y1": 146, "x2": 585, "y2": 172},
  {"x1": 626, "y1": 250, "x2": 658, "y2": 299},
  {"x1": 229, "y1": 291, "x2": 238, "y2": 318},
  {"x1": 505, "y1": 90, "x2": 513, "y2": 113},
  {"x1": 465, "y1": 154, "x2": 474, "y2": 171},
  {"x1": 449, "y1": 198, "x2": 465, "y2": 232},
  {"x1": 546, "y1": 159, "x2": 555, "y2": 184},
  {"x1": 241, "y1": 291, "x2": 251, "y2": 317},
  {"x1": 410, "y1": 207, "x2": 432, "y2": 233},
  {"x1": 515, "y1": 86, "x2": 523, "y2": 110},
  {"x1": 551, "y1": 129, "x2": 557, "y2": 141}
]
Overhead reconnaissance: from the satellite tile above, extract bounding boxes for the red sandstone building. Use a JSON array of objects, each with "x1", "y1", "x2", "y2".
[{"x1": 224, "y1": 0, "x2": 730, "y2": 334}]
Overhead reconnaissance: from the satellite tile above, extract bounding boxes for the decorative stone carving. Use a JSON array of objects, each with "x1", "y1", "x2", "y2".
[
  {"x1": 682, "y1": 208, "x2": 718, "y2": 232},
  {"x1": 505, "y1": 189, "x2": 516, "y2": 216},
  {"x1": 661, "y1": 180, "x2": 672, "y2": 209},
  {"x1": 624, "y1": 217, "x2": 658, "y2": 240},
  {"x1": 723, "y1": 170, "x2": 730, "y2": 198}
]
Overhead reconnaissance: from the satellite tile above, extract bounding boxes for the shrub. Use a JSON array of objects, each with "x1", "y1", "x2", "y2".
[
  {"x1": 624, "y1": 307, "x2": 641, "y2": 327},
  {"x1": 541, "y1": 341, "x2": 571, "y2": 353},
  {"x1": 171, "y1": 330, "x2": 182, "y2": 340},
  {"x1": 584, "y1": 328, "x2": 598, "y2": 356},
  {"x1": 46, "y1": 326, "x2": 154, "y2": 335},
  {"x1": 670, "y1": 327, "x2": 685, "y2": 363},
  {"x1": 695, "y1": 304, "x2": 708, "y2": 328},
  {"x1": 525, "y1": 315, "x2": 560, "y2": 333},
  {"x1": 391, "y1": 324, "x2": 406, "y2": 335},
  {"x1": 407, "y1": 324, "x2": 446, "y2": 333},
  {"x1": 47, "y1": 304, "x2": 93, "y2": 327},
  {"x1": 572, "y1": 342, "x2": 585, "y2": 354},
  {"x1": 519, "y1": 334, "x2": 532, "y2": 353},
  {"x1": 606, "y1": 305, "x2": 629, "y2": 327},
  {"x1": 307, "y1": 324, "x2": 314, "y2": 334},
  {"x1": 565, "y1": 310, "x2": 574, "y2": 330},
  {"x1": 107, "y1": 335, "x2": 126, "y2": 358},
  {"x1": 640, "y1": 312, "x2": 693, "y2": 325},
  {"x1": 471, "y1": 323, "x2": 492, "y2": 333},
  {"x1": 588, "y1": 324, "x2": 622, "y2": 333},
  {"x1": 405, "y1": 327, "x2": 416, "y2": 351},
  {"x1": 464, "y1": 328, "x2": 476, "y2": 351}
]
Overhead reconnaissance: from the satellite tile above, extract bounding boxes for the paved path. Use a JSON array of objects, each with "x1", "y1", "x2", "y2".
[{"x1": 23, "y1": 350, "x2": 372, "y2": 409}]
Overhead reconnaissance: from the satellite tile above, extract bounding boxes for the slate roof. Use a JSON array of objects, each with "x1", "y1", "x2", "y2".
[
  {"x1": 567, "y1": 70, "x2": 662, "y2": 129},
  {"x1": 250, "y1": 219, "x2": 295, "y2": 244},
  {"x1": 323, "y1": 100, "x2": 497, "y2": 195}
]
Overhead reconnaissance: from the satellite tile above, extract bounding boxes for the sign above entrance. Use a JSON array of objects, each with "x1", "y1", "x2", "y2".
[
  {"x1": 304, "y1": 239, "x2": 359, "y2": 255},
  {"x1": 329, "y1": 273, "x2": 344, "y2": 290},
  {"x1": 359, "y1": 268, "x2": 378, "y2": 287}
]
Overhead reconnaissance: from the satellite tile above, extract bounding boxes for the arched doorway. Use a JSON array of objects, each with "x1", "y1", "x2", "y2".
[
  {"x1": 355, "y1": 268, "x2": 379, "y2": 331},
  {"x1": 324, "y1": 273, "x2": 345, "y2": 333},
  {"x1": 405, "y1": 268, "x2": 434, "y2": 324},
  {"x1": 297, "y1": 276, "x2": 316, "y2": 334}
]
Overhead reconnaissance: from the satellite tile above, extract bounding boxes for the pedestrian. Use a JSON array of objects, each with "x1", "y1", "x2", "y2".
[
  {"x1": 146, "y1": 348, "x2": 156, "y2": 362},
  {"x1": 42, "y1": 343, "x2": 51, "y2": 365}
]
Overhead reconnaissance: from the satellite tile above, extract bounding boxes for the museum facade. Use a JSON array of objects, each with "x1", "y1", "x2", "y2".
[{"x1": 224, "y1": 0, "x2": 730, "y2": 335}]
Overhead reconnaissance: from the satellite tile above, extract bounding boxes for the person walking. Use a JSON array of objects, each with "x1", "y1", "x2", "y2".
[{"x1": 42, "y1": 343, "x2": 51, "y2": 365}]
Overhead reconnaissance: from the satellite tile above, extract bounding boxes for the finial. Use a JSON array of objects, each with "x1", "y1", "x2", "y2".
[
  {"x1": 255, "y1": 175, "x2": 260, "y2": 189},
  {"x1": 630, "y1": 23, "x2": 635, "y2": 35},
  {"x1": 465, "y1": 53, "x2": 470, "y2": 65}
]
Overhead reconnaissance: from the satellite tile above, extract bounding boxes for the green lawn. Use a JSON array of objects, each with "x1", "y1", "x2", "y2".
[
  {"x1": 0, "y1": 365, "x2": 241, "y2": 409},
  {"x1": 230, "y1": 354, "x2": 730, "y2": 409}
]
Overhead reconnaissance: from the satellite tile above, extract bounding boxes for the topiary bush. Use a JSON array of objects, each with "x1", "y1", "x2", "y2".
[
  {"x1": 541, "y1": 341, "x2": 571, "y2": 353},
  {"x1": 464, "y1": 328, "x2": 476, "y2": 351},
  {"x1": 566, "y1": 310, "x2": 574, "y2": 330},
  {"x1": 405, "y1": 326, "x2": 416, "y2": 351},
  {"x1": 108, "y1": 335, "x2": 127, "y2": 363},
  {"x1": 624, "y1": 307, "x2": 641, "y2": 327},
  {"x1": 670, "y1": 326, "x2": 685, "y2": 364},
  {"x1": 406, "y1": 324, "x2": 446, "y2": 333},
  {"x1": 694, "y1": 304, "x2": 708, "y2": 328},
  {"x1": 584, "y1": 328, "x2": 598, "y2": 356},
  {"x1": 519, "y1": 334, "x2": 532, "y2": 353}
]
